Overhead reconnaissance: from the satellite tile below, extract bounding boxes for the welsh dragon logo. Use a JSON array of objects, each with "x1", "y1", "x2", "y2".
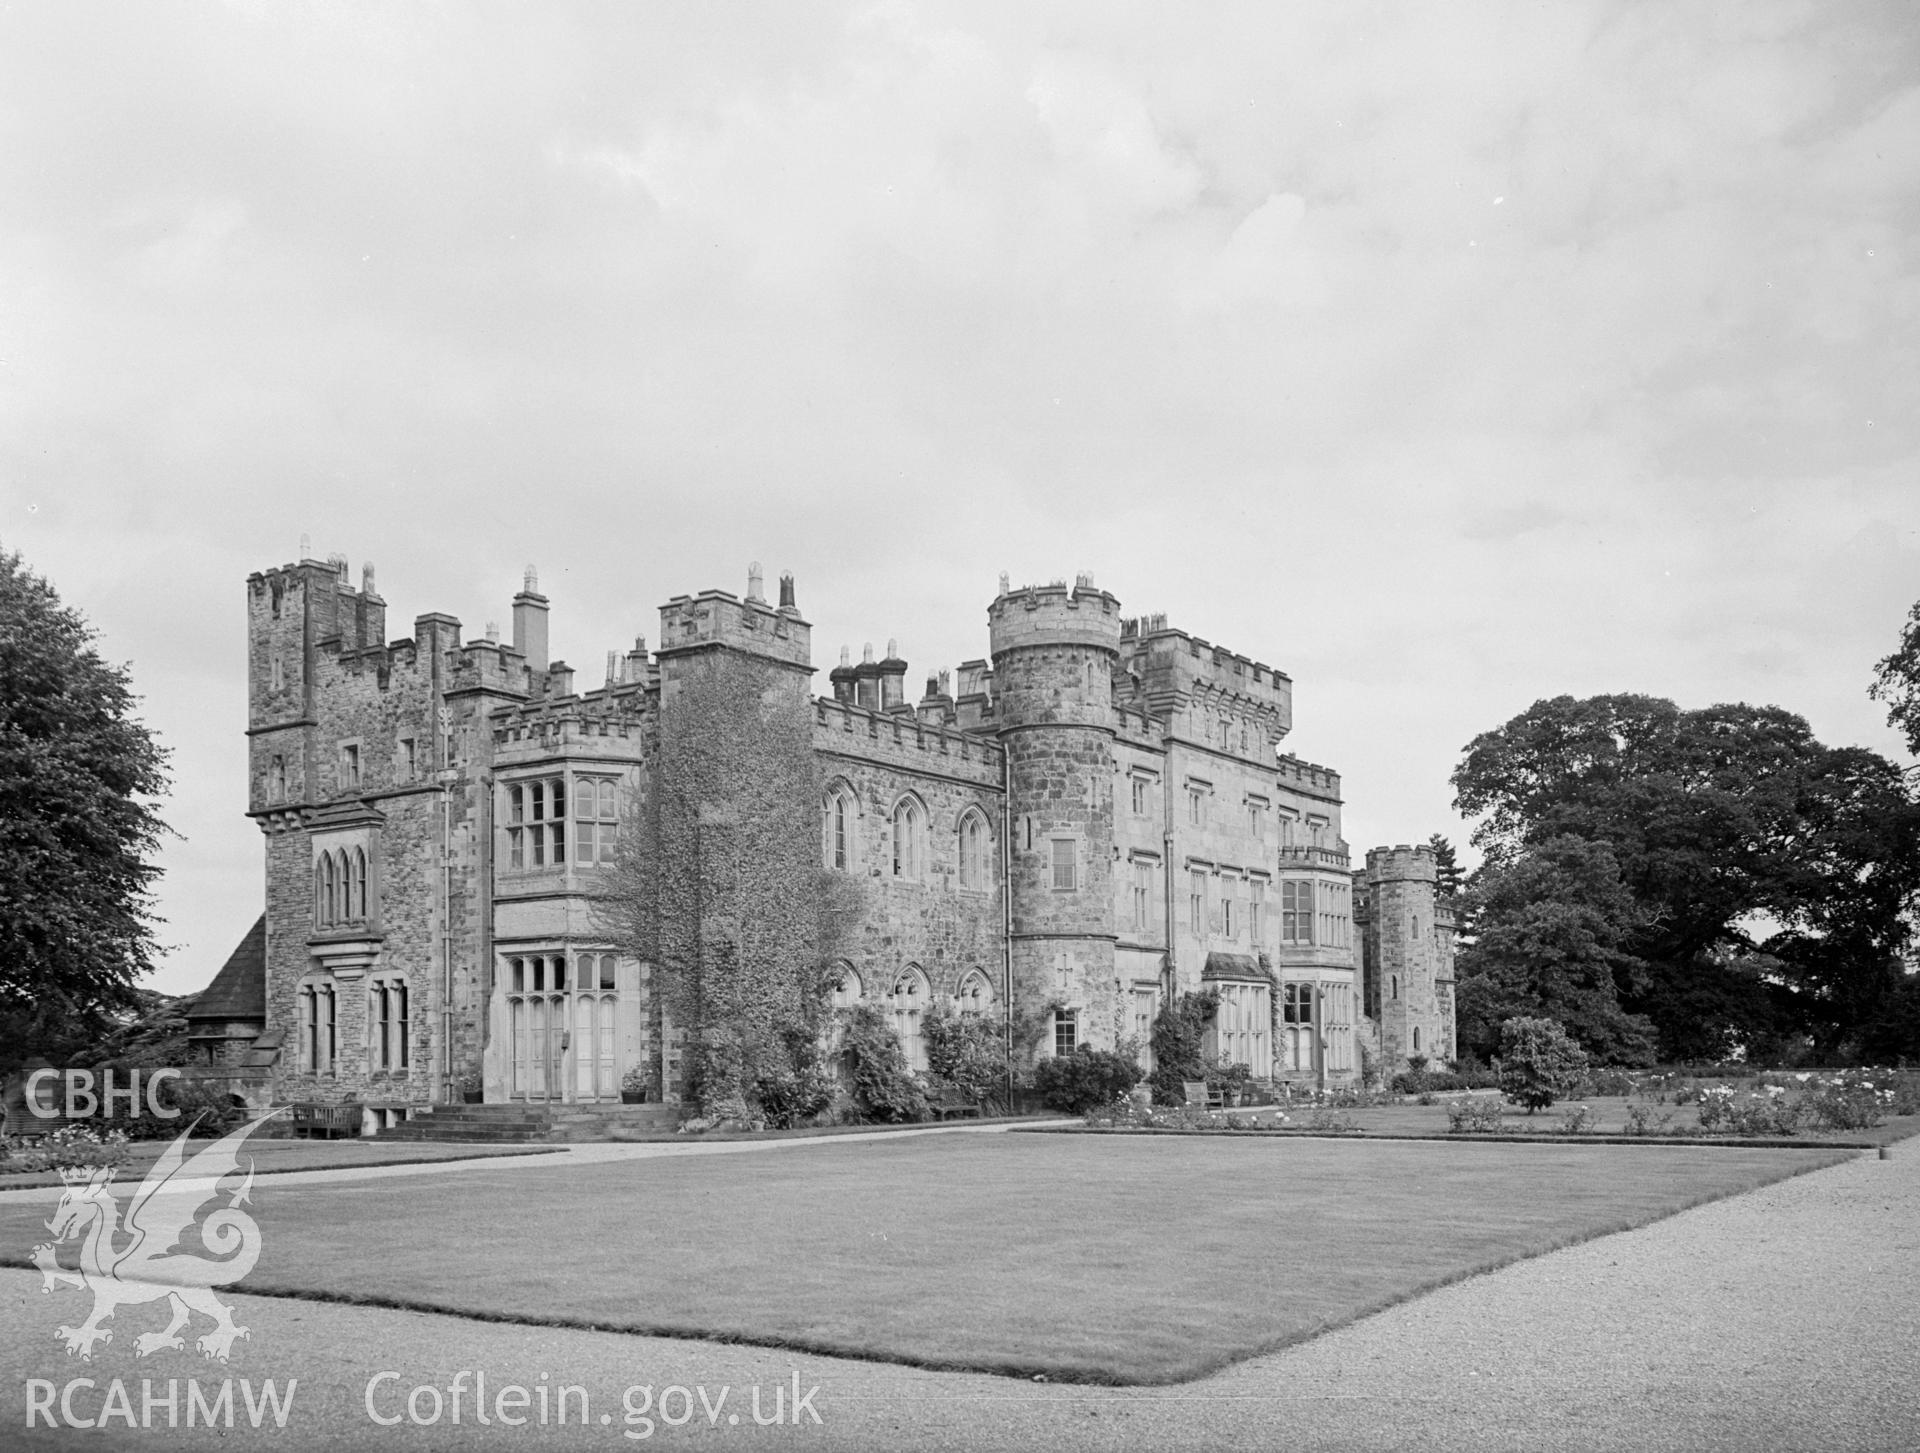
[{"x1": 31, "y1": 1111, "x2": 282, "y2": 1362}]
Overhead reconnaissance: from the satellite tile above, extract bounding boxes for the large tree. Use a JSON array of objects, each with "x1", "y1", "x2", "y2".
[
  {"x1": 0, "y1": 547, "x2": 170, "y2": 1073},
  {"x1": 1870, "y1": 597, "x2": 1920, "y2": 760},
  {"x1": 1452, "y1": 835, "x2": 1657, "y2": 1065},
  {"x1": 1452, "y1": 694, "x2": 1920, "y2": 1061}
]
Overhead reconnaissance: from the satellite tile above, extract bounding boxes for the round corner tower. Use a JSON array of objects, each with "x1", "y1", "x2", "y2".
[
  {"x1": 1362, "y1": 844, "x2": 1456, "y2": 1069},
  {"x1": 989, "y1": 579, "x2": 1122, "y2": 1061}
]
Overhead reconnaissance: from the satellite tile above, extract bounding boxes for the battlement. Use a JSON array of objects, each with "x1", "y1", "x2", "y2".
[
  {"x1": 490, "y1": 686, "x2": 648, "y2": 757},
  {"x1": 1117, "y1": 617, "x2": 1292, "y2": 735},
  {"x1": 1366, "y1": 844, "x2": 1438, "y2": 883},
  {"x1": 987, "y1": 578, "x2": 1123, "y2": 657},
  {"x1": 440, "y1": 635, "x2": 531, "y2": 698},
  {"x1": 1114, "y1": 705, "x2": 1165, "y2": 746},
  {"x1": 1276, "y1": 754, "x2": 1341, "y2": 793},
  {"x1": 658, "y1": 580, "x2": 811, "y2": 673},
  {"x1": 248, "y1": 556, "x2": 388, "y2": 653},
  {"x1": 813, "y1": 696, "x2": 1004, "y2": 786},
  {"x1": 1278, "y1": 843, "x2": 1352, "y2": 870}
]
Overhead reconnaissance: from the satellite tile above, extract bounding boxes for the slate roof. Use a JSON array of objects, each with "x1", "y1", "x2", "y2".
[
  {"x1": 1201, "y1": 952, "x2": 1266, "y2": 981},
  {"x1": 187, "y1": 915, "x2": 266, "y2": 1023}
]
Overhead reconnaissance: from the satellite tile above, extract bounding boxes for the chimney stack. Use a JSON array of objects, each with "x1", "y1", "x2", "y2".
[
  {"x1": 879, "y1": 638, "x2": 908, "y2": 711},
  {"x1": 830, "y1": 645, "x2": 857, "y2": 704},
  {"x1": 778, "y1": 571, "x2": 797, "y2": 613},
  {"x1": 854, "y1": 643, "x2": 882, "y2": 710},
  {"x1": 512, "y1": 563, "x2": 549, "y2": 673}
]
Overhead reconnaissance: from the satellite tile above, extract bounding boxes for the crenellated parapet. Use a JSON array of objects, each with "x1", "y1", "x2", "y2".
[
  {"x1": 1117, "y1": 614, "x2": 1292, "y2": 744},
  {"x1": 987, "y1": 578, "x2": 1123, "y2": 658},
  {"x1": 490, "y1": 684, "x2": 650, "y2": 760},
  {"x1": 1365, "y1": 843, "x2": 1437, "y2": 883},
  {"x1": 813, "y1": 697, "x2": 1004, "y2": 787},
  {"x1": 658, "y1": 586, "x2": 811, "y2": 674},
  {"x1": 1276, "y1": 753, "x2": 1342, "y2": 800}
]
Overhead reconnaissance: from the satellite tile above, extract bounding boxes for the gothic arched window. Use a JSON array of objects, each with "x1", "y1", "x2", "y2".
[
  {"x1": 823, "y1": 784, "x2": 859, "y2": 871},
  {"x1": 954, "y1": 968, "x2": 993, "y2": 1016},
  {"x1": 957, "y1": 809, "x2": 991, "y2": 890},
  {"x1": 890, "y1": 797, "x2": 926, "y2": 881},
  {"x1": 891, "y1": 965, "x2": 930, "y2": 1071}
]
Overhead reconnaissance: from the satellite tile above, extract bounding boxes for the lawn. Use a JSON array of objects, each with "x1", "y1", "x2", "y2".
[{"x1": 0, "y1": 1132, "x2": 1854, "y2": 1383}]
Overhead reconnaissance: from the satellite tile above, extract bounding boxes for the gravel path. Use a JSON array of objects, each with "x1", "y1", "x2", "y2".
[{"x1": 5, "y1": 1143, "x2": 1912, "y2": 1450}]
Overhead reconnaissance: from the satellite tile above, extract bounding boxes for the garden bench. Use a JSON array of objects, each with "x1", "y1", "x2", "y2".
[
  {"x1": 290, "y1": 1102, "x2": 361, "y2": 1139},
  {"x1": 1182, "y1": 1081, "x2": 1226, "y2": 1110},
  {"x1": 929, "y1": 1093, "x2": 983, "y2": 1121}
]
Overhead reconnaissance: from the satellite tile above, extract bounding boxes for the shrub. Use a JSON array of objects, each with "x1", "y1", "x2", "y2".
[
  {"x1": 1394, "y1": 1068, "x2": 1469, "y2": 1095},
  {"x1": 1450, "y1": 1054, "x2": 1501, "y2": 1089},
  {"x1": 1302, "y1": 1105, "x2": 1358, "y2": 1134},
  {"x1": 1584, "y1": 1067, "x2": 1638, "y2": 1098},
  {"x1": 1695, "y1": 1084, "x2": 1805, "y2": 1136},
  {"x1": 1447, "y1": 1097, "x2": 1506, "y2": 1133},
  {"x1": 1034, "y1": 1047, "x2": 1144, "y2": 1115},
  {"x1": 2, "y1": 1122, "x2": 132, "y2": 1175},
  {"x1": 1498, "y1": 1017, "x2": 1589, "y2": 1112},
  {"x1": 98, "y1": 1075, "x2": 251, "y2": 1141},
  {"x1": 1148, "y1": 990, "x2": 1219, "y2": 1105},
  {"x1": 1557, "y1": 1104, "x2": 1596, "y2": 1135},
  {"x1": 837, "y1": 1004, "x2": 927, "y2": 1123},
  {"x1": 753, "y1": 1055, "x2": 837, "y2": 1130},
  {"x1": 1800, "y1": 1073, "x2": 1891, "y2": 1131},
  {"x1": 1622, "y1": 1103, "x2": 1674, "y2": 1136},
  {"x1": 922, "y1": 1004, "x2": 1005, "y2": 1110}
]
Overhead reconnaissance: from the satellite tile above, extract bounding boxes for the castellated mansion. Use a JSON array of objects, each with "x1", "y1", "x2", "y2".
[{"x1": 187, "y1": 552, "x2": 1456, "y2": 1120}]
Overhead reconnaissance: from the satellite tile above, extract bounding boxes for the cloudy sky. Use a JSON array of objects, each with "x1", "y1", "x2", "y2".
[{"x1": 3, "y1": 2, "x2": 1917, "y2": 996}]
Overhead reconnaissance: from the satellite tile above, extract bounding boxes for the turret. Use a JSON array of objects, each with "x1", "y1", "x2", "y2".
[
  {"x1": 1360, "y1": 844, "x2": 1456, "y2": 1069},
  {"x1": 989, "y1": 575, "x2": 1123, "y2": 1060}
]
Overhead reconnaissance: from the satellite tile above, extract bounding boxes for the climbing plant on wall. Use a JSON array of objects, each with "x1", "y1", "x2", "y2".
[
  {"x1": 596, "y1": 647, "x2": 845, "y2": 1120},
  {"x1": 1148, "y1": 988, "x2": 1220, "y2": 1105}
]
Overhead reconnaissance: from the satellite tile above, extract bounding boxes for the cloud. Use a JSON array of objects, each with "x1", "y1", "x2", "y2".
[{"x1": 2, "y1": 1, "x2": 1917, "y2": 990}]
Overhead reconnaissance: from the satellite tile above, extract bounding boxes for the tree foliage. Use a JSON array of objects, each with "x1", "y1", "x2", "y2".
[
  {"x1": 1870, "y1": 597, "x2": 1920, "y2": 759},
  {"x1": 1453, "y1": 836, "x2": 1656, "y2": 1065},
  {"x1": 1428, "y1": 833, "x2": 1465, "y2": 899},
  {"x1": 837, "y1": 1002, "x2": 927, "y2": 1123},
  {"x1": 1498, "y1": 1016, "x2": 1589, "y2": 1112},
  {"x1": 1453, "y1": 694, "x2": 1920, "y2": 1061},
  {"x1": 0, "y1": 548, "x2": 170, "y2": 1073},
  {"x1": 922, "y1": 1002, "x2": 1004, "y2": 1108}
]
